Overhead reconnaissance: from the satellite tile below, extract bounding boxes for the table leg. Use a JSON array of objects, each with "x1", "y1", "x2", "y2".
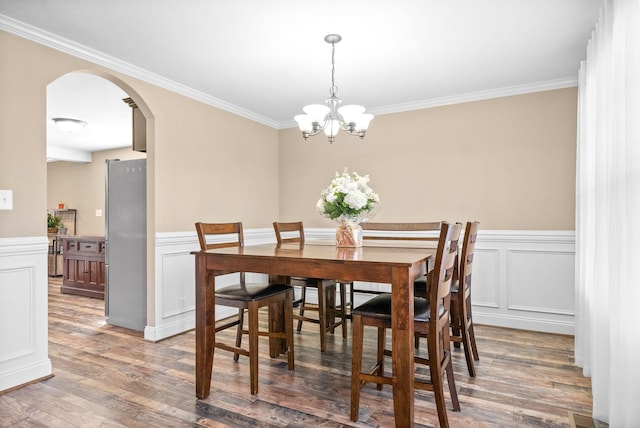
[
  {"x1": 391, "y1": 267, "x2": 414, "y2": 428},
  {"x1": 268, "y1": 274, "x2": 288, "y2": 357},
  {"x1": 195, "y1": 253, "x2": 215, "y2": 399},
  {"x1": 268, "y1": 301, "x2": 285, "y2": 357}
]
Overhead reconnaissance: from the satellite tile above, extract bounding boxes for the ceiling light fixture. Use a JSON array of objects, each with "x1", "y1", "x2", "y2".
[
  {"x1": 52, "y1": 117, "x2": 87, "y2": 133},
  {"x1": 294, "y1": 34, "x2": 373, "y2": 143}
]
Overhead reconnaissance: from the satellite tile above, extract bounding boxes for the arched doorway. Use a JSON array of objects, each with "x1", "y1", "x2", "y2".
[{"x1": 46, "y1": 71, "x2": 152, "y2": 332}]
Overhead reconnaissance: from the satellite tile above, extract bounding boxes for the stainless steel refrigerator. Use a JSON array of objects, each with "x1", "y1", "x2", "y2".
[{"x1": 105, "y1": 158, "x2": 147, "y2": 331}]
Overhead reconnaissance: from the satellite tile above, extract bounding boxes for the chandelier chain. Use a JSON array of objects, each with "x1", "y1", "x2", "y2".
[{"x1": 330, "y1": 40, "x2": 338, "y2": 97}]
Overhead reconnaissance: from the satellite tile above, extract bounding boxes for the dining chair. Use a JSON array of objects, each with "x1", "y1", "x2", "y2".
[
  {"x1": 195, "y1": 221, "x2": 295, "y2": 395},
  {"x1": 350, "y1": 222, "x2": 462, "y2": 427},
  {"x1": 273, "y1": 221, "x2": 347, "y2": 352},
  {"x1": 450, "y1": 221, "x2": 480, "y2": 376},
  {"x1": 345, "y1": 222, "x2": 442, "y2": 311},
  {"x1": 415, "y1": 221, "x2": 480, "y2": 377}
]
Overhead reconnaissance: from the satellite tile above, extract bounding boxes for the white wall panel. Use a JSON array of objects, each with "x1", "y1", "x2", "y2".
[
  {"x1": 472, "y1": 248, "x2": 500, "y2": 308},
  {"x1": 161, "y1": 250, "x2": 195, "y2": 318},
  {"x1": 507, "y1": 249, "x2": 575, "y2": 315},
  {"x1": 473, "y1": 231, "x2": 576, "y2": 334},
  {"x1": 0, "y1": 267, "x2": 34, "y2": 362},
  {"x1": 0, "y1": 237, "x2": 52, "y2": 392}
]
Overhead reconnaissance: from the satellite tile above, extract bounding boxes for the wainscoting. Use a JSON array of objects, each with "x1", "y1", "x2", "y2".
[
  {"x1": 0, "y1": 237, "x2": 52, "y2": 392},
  {"x1": 0, "y1": 228, "x2": 574, "y2": 391},
  {"x1": 150, "y1": 228, "x2": 575, "y2": 341}
]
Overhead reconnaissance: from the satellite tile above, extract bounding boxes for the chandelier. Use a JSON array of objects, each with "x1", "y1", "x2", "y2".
[{"x1": 294, "y1": 34, "x2": 373, "y2": 143}]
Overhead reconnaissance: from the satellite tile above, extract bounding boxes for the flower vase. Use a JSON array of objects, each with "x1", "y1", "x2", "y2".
[{"x1": 336, "y1": 221, "x2": 363, "y2": 247}]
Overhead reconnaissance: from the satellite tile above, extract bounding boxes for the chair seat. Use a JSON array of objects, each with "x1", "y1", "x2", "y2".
[
  {"x1": 352, "y1": 294, "x2": 444, "y2": 323},
  {"x1": 216, "y1": 283, "x2": 291, "y2": 301}
]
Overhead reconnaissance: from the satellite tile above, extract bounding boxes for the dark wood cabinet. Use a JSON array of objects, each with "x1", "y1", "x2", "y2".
[{"x1": 61, "y1": 236, "x2": 106, "y2": 299}]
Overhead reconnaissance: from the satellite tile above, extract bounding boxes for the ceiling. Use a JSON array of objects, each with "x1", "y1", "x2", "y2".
[
  {"x1": 0, "y1": 0, "x2": 601, "y2": 161},
  {"x1": 46, "y1": 73, "x2": 132, "y2": 162}
]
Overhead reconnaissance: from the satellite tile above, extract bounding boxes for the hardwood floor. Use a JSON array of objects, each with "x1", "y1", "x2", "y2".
[{"x1": 0, "y1": 278, "x2": 592, "y2": 427}]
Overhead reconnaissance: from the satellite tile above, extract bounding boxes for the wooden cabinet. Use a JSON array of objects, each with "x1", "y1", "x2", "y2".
[
  {"x1": 123, "y1": 97, "x2": 146, "y2": 152},
  {"x1": 61, "y1": 236, "x2": 106, "y2": 299}
]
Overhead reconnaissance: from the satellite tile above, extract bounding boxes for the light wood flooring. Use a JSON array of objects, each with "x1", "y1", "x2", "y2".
[{"x1": 0, "y1": 278, "x2": 593, "y2": 427}]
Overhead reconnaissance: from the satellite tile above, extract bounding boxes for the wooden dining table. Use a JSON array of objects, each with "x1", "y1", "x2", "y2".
[{"x1": 194, "y1": 241, "x2": 432, "y2": 427}]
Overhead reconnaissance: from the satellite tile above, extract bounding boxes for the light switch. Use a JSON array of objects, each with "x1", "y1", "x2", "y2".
[
  {"x1": 0, "y1": 189, "x2": 13, "y2": 210},
  {"x1": 95, "y1": 209, "x2": 102, "y2": 217}
]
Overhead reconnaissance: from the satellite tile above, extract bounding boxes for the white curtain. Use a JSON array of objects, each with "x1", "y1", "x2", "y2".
[{"x1": 575, "y1": 0, "x2": 640, "y2": 425}]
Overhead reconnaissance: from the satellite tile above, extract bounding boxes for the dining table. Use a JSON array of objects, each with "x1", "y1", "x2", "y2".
[{"x1": 193, "y1": 241, "x2": 432, "y2": 428}]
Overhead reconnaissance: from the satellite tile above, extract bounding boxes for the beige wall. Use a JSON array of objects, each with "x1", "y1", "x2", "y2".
[
  {"x1": 47, "y1": 148, "x2": 146, "y2": 236},
  {"x1": 2, "y1": 27, "x2": 576, "y2": 242},
  {"x1": 278, "y1": 88, "x2": 577, "y2": 230},
  {"x1": 0, "y1": 30, "x2": 280, "y2": 240},
  {"x1": 0, "y1": 32, "x2": 51, "y2": 237},
  {"x1": 1, "y1": 30, "x2": 279, "y2": 328}
]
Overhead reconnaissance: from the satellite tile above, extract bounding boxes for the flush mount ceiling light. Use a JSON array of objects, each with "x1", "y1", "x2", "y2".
[
  {"x1": 294, "y1": 34, "x2": 374, "y2": 144},
  {"x1": 52, "y1": 117, "x2": 87, "y2": 133}
]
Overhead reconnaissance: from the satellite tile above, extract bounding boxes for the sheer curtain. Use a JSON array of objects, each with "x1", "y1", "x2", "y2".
[{"x1": 575, "y1": 0, "x2": 640, "y2": 425}]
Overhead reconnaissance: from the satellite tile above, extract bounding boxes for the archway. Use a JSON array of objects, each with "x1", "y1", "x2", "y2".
[{"x1": 46, "y1": 70, "x2": 155, "y2": 333}]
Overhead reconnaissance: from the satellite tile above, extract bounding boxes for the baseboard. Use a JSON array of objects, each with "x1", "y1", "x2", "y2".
[
  {"x1": 0, "y1": 359, "x2": 52, "y2": 393},
  {"x1": 473, "y1": 312, "x2": 574, "y2": 335},
  {"x1": 144, "y1": 316, "x2": 194, "y2": 342}
]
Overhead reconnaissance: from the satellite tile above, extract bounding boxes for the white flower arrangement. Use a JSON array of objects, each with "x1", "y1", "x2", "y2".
[{"x1": 317, "y1": 169, "x2": 380, "y2": 224}]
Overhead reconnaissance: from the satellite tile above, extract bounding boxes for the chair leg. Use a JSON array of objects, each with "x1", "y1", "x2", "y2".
[
  {"x1": 461, "y1": 319, "x2": 476, "y2": 377},
  {"x1": 348, "y1": 282, "x2": 354, "y2": 316},
  {"x1": 459, "y1": 294, "x2": 478, "y2": 377},
  {"x1": 234, "y1": 308, "x2": 244, "y2": 362},
  {"x1": 428, "y1": 332, "x2": 450, "y2": 427},
  {"x1": 318, "y1": 282, "x2": 328, "y2": 352},
  {"x1": 283, "y1": 290, "x2": 295, "y2": 370},
  {"x1": 469, "y1": 322, "x2": 479, "y2": 361},
  {"x1": 450, "y1": 297, "x2": 462, "y2": 349},
  {"x1": 467, "y1": 298, "x2": 480, "y2": 361},
  {"x1": 248, "y1": 302, "x2": 259, "y2": 395},
  {"x1": 445, "y1": 352, "x2": 461, "y2": 412},
  {"x1": 376, "y1": 327, "x2": 385, "y2": 391},
  {"x1": 326, "y1": 283, "x2": 337, "y2": 334},
  {"x1": 339, "y1": 282, "x2": 347, "y2": 339},
  {"x1": 350, "y1": 314, "x2": 364, "y2": 422},
  {"x1": 297, "y1": 285, "x2": 306, "y2": 332}
]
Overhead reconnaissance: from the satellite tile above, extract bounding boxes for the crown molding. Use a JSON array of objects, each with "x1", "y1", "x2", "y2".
[
  {"x1": 1, "y1": 14, "x2": 577, "y2": 132},
  {"x1": 0, "y1": 14, "x2": 279, "y2": 129},
  {"x1": 278, "y1": 77, "x2": 578, "y2": 129}
]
